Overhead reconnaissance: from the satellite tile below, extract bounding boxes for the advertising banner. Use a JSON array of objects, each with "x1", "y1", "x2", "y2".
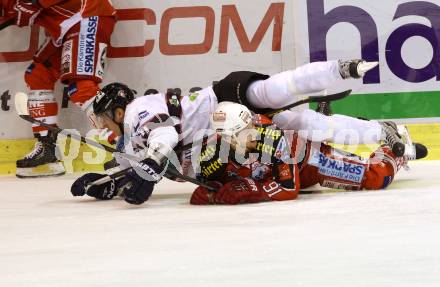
[{"x1": 0, "y1": 0, "x2": 438, "y2": 140}]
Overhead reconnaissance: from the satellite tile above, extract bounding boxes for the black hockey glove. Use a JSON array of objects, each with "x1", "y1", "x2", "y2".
[
  {"x1": 71, "y1": 173, "x2": 118, "y2": 200},
  {"x1": 118, "y1": 159, "x2": 164, "y2": 205}
]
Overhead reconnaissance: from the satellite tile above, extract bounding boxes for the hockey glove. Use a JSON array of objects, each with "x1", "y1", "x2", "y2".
[
  {"x1": 214, "y1": 178, "x2": 270, "y2": 205},
  {"x1": 190, "y1": 182, "x2": 222, "y2": 205},
  {"x1": 14, "y1": 1, "x2": 42, "y2": 27},
  {"x1": 119, "y1": 159, "x2": 163, "y2": 205},
  {"x1": 71, "y1": 173, "x2": 118, "y2": 200}
]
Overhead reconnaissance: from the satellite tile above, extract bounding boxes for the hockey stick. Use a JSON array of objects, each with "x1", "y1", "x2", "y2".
[
  {"x1": 89, "y1": 89, "x2": 353, "y2": 188},
  {"x1": 0, "y1": 17, "x2": 15, "y2": 31},
  {"x1": 15, "y1": 93, "x2": 119, "y2": 153},
  {"x1": 15, "y1": 89, "x2": 352, "y2": 191},
  {"x1": 14, "y1": 92, "x2": 217, "y2": 191},
  {"x1": 264, "y1": 89, "x2": 352, "y2": 118}
]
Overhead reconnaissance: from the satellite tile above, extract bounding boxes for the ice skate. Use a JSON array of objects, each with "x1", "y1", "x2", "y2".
[
  {"x1": 387, "y1": 125, "x2": 427, "y2": 171},
  {"x1": 338, "y1": 59, "x2": 379, "y2": 79},
  {"x1": 16, "y1": 131, "x2": 65, "y2": 178},
  {"x1": 397, "y1": 125, "x2": 428, "y2": 161},
  {"x1": 316, "y1": 101, "x2": 333, "y2": 116},
  {"x1": 381, "y1": 121, "x2": 406, "y2": 157}
]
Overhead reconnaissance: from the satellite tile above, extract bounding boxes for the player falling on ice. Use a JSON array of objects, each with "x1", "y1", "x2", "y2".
[
  {"x1": 0, "y1": 0, "x2": 116, "y2": 178},
  {"x1": 189, "y1": 102, "x2": 428, "y2": 205},
  {"x1": 69, "y1": 59, "x2": 412, "y2": 205}
]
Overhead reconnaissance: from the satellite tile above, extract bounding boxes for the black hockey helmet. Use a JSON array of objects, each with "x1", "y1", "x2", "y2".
[{"x1": 93, "y1": 82, "x2": 135, "y2": 119}]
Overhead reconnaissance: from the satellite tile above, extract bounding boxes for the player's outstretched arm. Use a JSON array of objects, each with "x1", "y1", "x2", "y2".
[
  {"x1": 70, "y1": 157, "x2": 165, "y2": 204},
  {"x1": 190, "y1": 178, "x2": 298, "y2": 205},
  {"x1": 71, "y1": 173, "x2": 120, "y2": 200}
]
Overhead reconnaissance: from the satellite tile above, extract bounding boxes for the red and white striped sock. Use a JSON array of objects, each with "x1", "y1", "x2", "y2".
[{"x1": 28, "y1": 90, "x2": 58, "y2": 137}]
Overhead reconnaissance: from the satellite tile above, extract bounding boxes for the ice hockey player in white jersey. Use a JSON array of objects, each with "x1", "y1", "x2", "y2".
[{"x1": 71, "y1": 59, "x2": 404, "y2": 205}]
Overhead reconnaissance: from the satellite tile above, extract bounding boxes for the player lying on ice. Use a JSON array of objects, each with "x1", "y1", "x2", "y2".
[
  {"x1": 0, "y1": 0, "x2": 116, "y2": 178},
  {"x1": 70, "y1": 59, "x2": 412, "y2": 204},
  {"x1": 189, "y1": 102, "x2": 427, "y2": 205}
]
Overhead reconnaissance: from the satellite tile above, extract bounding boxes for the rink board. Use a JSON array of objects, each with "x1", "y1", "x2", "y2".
[
  {"x1": 1, "y1": 0, "x2": 440, "y2": 139},
  {"x1": 0, "y1": 123, "x2": 439, "y2": 175},
  {"x1": 0, "y1": 139, "x2": 113, "y2": 175},
  {"x1": 1, "y1": 0, "x2": 439, "y2": 173}
]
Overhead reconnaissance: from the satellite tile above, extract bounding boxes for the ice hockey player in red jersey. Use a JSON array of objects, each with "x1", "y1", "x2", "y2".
[
  {"x1": 191, "y1": 102, "x2": 301, "y2": 205},
  {"x1": 70, "y1": 60, "x2": 410, "y2": 205},
  {"x1": 189, "y1": 102, "x2": 428, "y2": 205},
  {"x1": 0, "y1": 0, "x2": 116, "y2": 178}
]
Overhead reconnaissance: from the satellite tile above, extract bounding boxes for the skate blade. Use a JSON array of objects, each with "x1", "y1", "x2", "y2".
[
  {"x1": 397, "y1": 125, "x2": 416, "y2": 159},
  {"x1": 358, "y1": 61, "x2": 379, "y2": 76},
  {"x1": 16, "y1": 162, "x2": 66, "y2": 178}
]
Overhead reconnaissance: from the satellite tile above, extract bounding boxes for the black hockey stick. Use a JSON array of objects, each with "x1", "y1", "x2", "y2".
[
  {"x1": 264, "y1": 89, "x2": 352, "y2": 118},
  {"x1": 13, "y1": 92, "x2": 117, "y2": 153},
  {"x1": 0, "y1": 17, "x2": 15, "y2": 31},
  {"x1": 15, "y1": 89, "x2": 352, "y2": 191},
  {"x1": 14, "y1": 92, "x2": 218, "y2": 191},
  {"x1": 89, "y1": 89, "x2": 353, "y2": 188}
]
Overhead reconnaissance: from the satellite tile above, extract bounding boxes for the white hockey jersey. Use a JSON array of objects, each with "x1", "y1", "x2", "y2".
[{"x1": 122, "y1": 86, "x2": 218, "y2": 176}]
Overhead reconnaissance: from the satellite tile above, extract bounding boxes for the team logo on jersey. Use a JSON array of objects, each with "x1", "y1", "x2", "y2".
[
  {"x1": 189, "y1": 93, "x2": 199, "y2": 101},
  {"x1": 138, "y1": 110, "x2": 150, "y2": 121},
  {"x1": 77, "y1": 16, "x2": 99, "y2": 76},
  {"x1": 309, "y1": 151, "x2": 366, "y2": 183}
]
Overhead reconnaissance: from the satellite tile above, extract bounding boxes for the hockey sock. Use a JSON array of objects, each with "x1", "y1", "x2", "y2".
[{"x1": 28, "y1": 90, "x2": 58, "y2": 137}]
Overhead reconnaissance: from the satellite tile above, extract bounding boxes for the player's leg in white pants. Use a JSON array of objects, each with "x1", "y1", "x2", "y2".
[
  {"x1": 244, "y1": 60, "x2": 383, "y2": 145},
  {"x1": 245, "y1": 61, "x2": 341, "y2": 109},
  {"x1": 272, "y1": 109, "x2": 382, "y2": 145}
]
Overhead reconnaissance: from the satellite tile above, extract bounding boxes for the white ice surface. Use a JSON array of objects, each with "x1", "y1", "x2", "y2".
[{"x1": 1, "y1": 161, "x2": 440, "y2": 287}]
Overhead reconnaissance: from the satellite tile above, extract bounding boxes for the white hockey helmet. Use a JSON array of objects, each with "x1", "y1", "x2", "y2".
[{"x1": 211, "y1": 102, "x2": 253, "y2": 137}]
